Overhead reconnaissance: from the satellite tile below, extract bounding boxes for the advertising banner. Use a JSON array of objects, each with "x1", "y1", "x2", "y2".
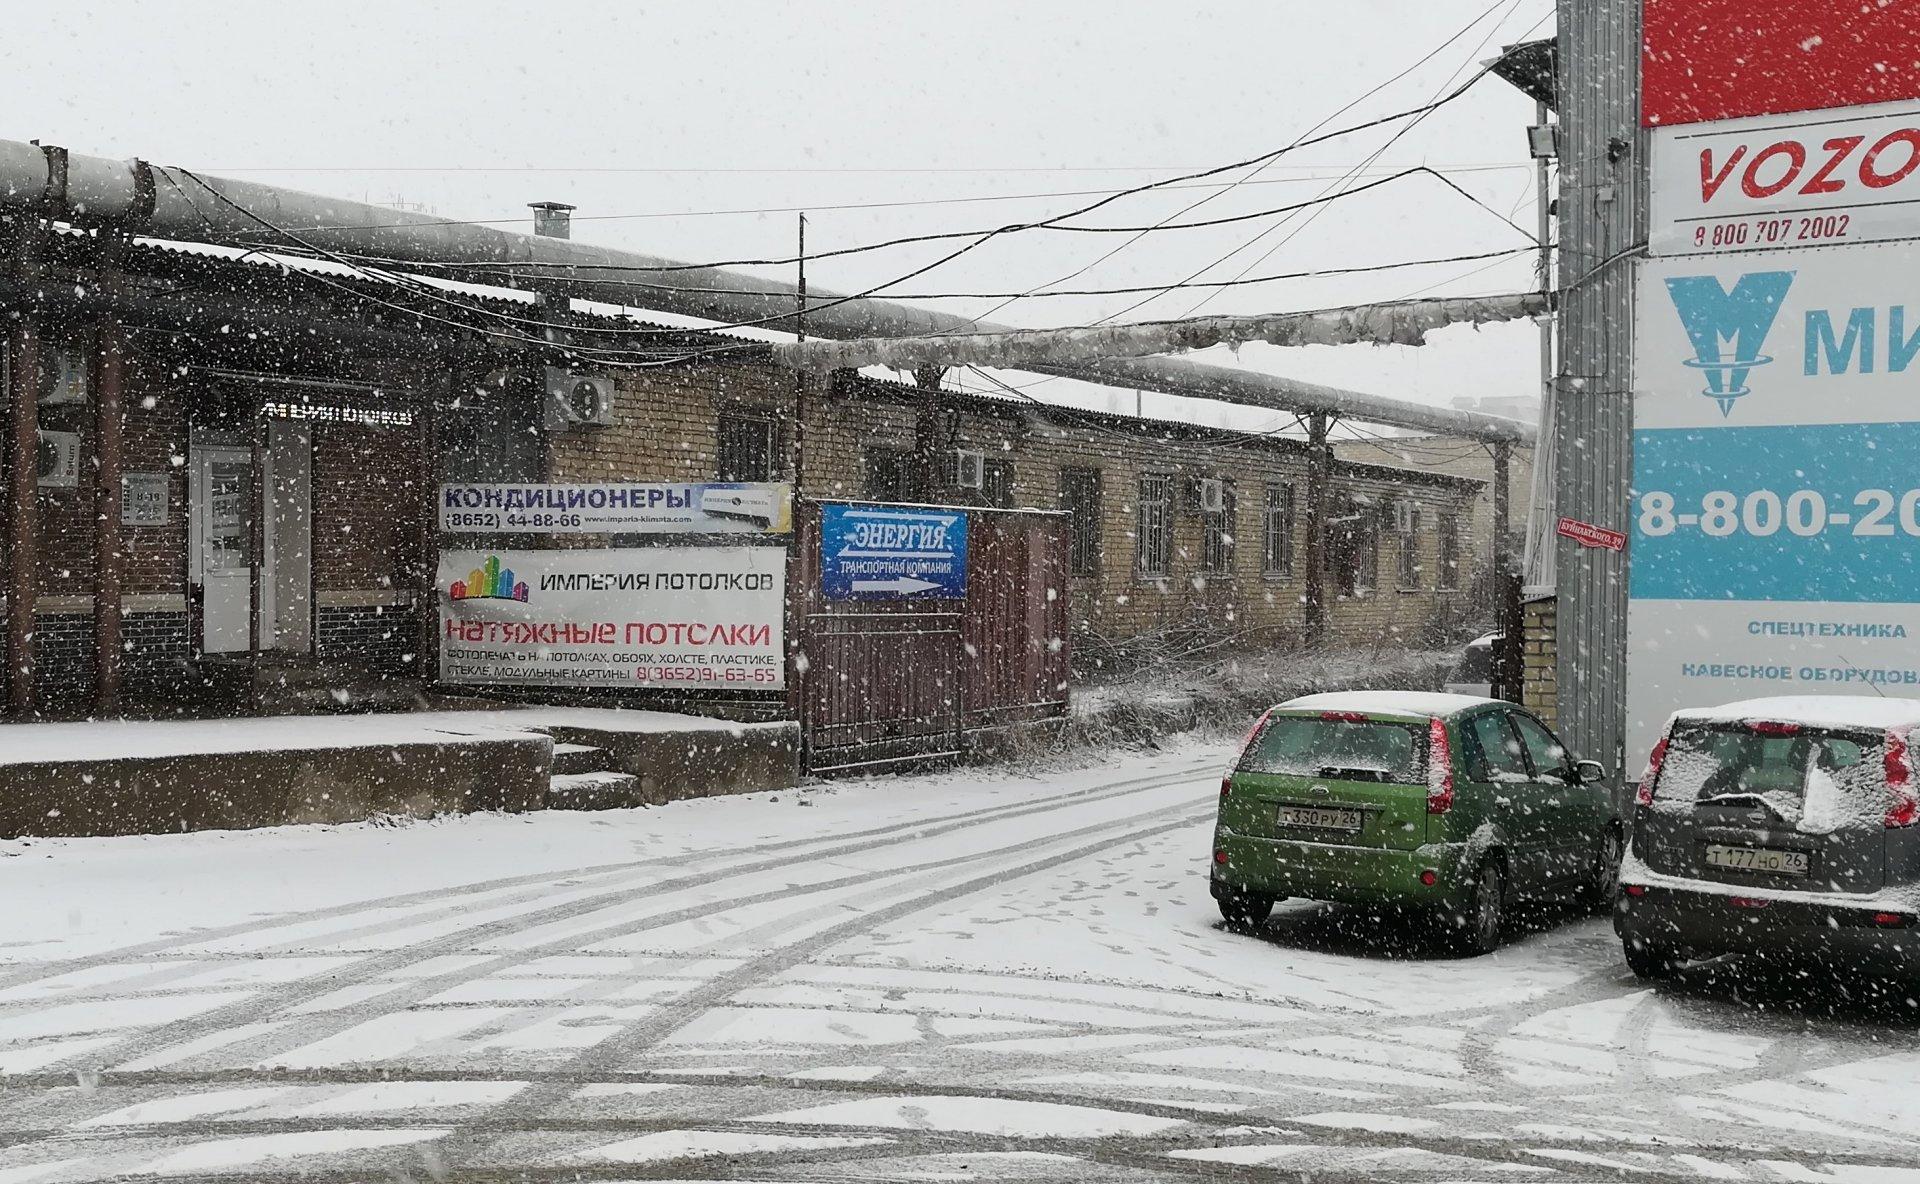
[
  {"x1": 439, "y1": 482, "x2": 791, "y2": 535},
  {"x1": 1628, "y1": 243, "x2": 1920, "y2": 763},
  {"x1": 438, "y1": 547, "x2": 786, "y2": 689},
  {"x1": 1650, "y1": 99, "x2": 1920, "y2": 256},
  {"x1": 820, "y1": 503, "x2": 967, "y2": 600}
]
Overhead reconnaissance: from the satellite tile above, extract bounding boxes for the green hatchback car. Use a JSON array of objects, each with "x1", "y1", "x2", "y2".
[{"x1": 1209, "y1": 691, "x2": 1622, "y2": 954}]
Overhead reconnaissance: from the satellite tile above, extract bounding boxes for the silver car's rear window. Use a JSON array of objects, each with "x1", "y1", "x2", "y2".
[{"x1": 1655, "y1": 721, "x2": 1884, "y2": 830}]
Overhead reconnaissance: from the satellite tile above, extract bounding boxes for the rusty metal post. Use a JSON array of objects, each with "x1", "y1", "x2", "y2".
[
  {"x1": 417, "y1": 379, "x2": 443, "y2": 686},
  {"x1": 1491, "y1": 441, "x2": 1522, "y2": 701},
  {"x1": 93, "y1": 322, "x2": 128, "y2": 712},
  {"x1": 6, "y1": 319, "x2": 39, "y2": 715},
  {"x1": 1302, "y1": 412, "x2": 1330, "y2": 643}
]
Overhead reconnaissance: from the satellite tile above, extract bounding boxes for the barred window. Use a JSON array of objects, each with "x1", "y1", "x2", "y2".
[
  {"x1": 1059, "y1": 467, "x2": 1102, "y2": 576},
  {"x1": 864, "y1": 447, "x2": 910, "y2": 500},
  {"x1": 1397, "y1": 505, "x2": 1422, "y2": 589},
  {"x1": 1439, "y1": 512, "x2": 1462, "y2": 589},
  {"x1": 982, "y1": 458, "x2": 1016, "y2": 509},
  {"x1": 1136, "y1": 473, "x2": 1172, "y2": 577},
  {"x1": 1201, "y1": 482, "x2": 1236, "y2": 576},
  {"x1": 1262, "y1": 482, "x2": 1295, "y2": 577},
  {"x1": 716, "y1": 414, "x2": 780, "y2": 481}
]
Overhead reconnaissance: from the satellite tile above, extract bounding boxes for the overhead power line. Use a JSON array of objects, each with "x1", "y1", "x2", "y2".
[
  {"x1": 1115, "y1": 0, "x2": 1550, "y2": 326},
  {"x1": 242, "y1": 63, "x2": 1508, "y2": 284},
  {"x1": 1062, "y1": 0, "x2": 1525, "y2": 332}
]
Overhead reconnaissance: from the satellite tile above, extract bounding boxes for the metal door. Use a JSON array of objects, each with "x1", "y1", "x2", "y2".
[{"x1": 192, "y1": 445, "x2": 254, "y2": 654}]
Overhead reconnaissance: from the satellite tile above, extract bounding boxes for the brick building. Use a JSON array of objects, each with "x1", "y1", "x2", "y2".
[
  {"x1": 553, "y1": 365, "x2": 1492, "y2": 667},
  {"x1": 1, "y1": 224, "x2": 1497, "y2": 720}
]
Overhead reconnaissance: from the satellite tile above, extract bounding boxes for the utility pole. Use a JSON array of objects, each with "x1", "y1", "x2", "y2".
[
  {"x1": 791, "y1": 213, "x2": 807, "y2": 494},
  {"x1": 1553, "y1": 0, "x2": 1644, "y2": 780}
]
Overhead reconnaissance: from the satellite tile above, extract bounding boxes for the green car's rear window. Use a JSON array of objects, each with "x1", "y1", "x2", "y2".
[{"x1": 1238, "y1": 715, "x2": 1427, "y2": 784}]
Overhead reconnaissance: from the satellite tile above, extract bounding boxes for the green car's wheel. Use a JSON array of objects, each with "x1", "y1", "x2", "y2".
[
  {"x1": 1451, "y1": 861, "x2": 1506, "y2": 957},
  {"x1": 1217, "y1": 890, "x2": 1275, "y2": 929}
]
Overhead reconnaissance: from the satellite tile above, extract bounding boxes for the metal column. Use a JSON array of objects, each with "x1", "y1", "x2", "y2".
[
  {"x1": 1302, "y1": 412, "x2": 1331, "y2": 641},
  {"x1": 1553, "y1": 0, "x2": 1646, "y2": 774}
]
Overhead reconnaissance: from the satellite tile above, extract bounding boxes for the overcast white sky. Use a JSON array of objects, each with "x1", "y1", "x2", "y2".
[{"x1": 8, "y1": 0, "x2": 1555, "y2": 431}]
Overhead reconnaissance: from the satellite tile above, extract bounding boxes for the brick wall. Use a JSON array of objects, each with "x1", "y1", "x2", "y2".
[
  {"x1": 547, "y1": 369, "x2": 1488, "y2": 665},
  {"x1": 312, "y1": 421, "x2": 425, "y2": 593},
  {"x1": 316, "y1": 602, "x2": 418, "y2": 664},
  {"x1": 1522, "y1": 595, "x2": 1558, "y2": 727}
]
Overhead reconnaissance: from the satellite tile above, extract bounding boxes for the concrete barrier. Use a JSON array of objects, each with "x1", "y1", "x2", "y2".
[{"x1": 0, "y1": 736, "x2": 551, "y2": 839}]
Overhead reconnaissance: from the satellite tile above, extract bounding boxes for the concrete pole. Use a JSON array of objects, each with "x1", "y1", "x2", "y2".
[
  {"x1": 1554, "y1": 0, "x2": 1644, "y2": 775},
  {"x1": 6, "y1": 319, "x2": 38, "y2": 716},
  {"x1": 92, "y1": 322, "x2": 128, "y2": 713}
]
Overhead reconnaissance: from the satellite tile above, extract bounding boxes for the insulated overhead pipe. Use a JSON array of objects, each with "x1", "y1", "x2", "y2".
[{"x1": 0, "y1": 139, "x2": 1535, "y2": 444}]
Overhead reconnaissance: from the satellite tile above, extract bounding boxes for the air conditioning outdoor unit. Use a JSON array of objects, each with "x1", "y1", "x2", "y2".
[
  {"x1": 1197, "y1": 477, "x2": 1226, "y2": 514},
  {"x1": 1394, "y1": 498, "x2": 1420, "y2": 534},
  {"x1": 36, "y1": 430, "x2": 81, "y2": 488},
  {"x1": 542, "y1": 366, "x2": 615, "y2": 430},
  {"x1": 952, "y1": 448, "x2": 986, "y2": 490}
]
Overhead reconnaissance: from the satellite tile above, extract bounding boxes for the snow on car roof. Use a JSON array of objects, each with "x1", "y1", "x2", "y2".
[
  {"x1": 1674, "y1": 695, "x2": 1920, "y2": 732},
  {"x1": 1277, "y1": 690, "x2": 1499, "y2": 719}
]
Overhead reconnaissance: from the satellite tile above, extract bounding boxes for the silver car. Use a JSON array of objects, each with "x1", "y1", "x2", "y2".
[{"x1": 1617, "y1": 696, "x2": 1920, "y2": 981}]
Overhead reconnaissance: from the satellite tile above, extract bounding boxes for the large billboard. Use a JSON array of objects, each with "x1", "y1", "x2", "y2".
[
  {"x1": 1643, "y1": 0, "x2": 1920, "y2": 127},
  {"x1": 438, "y1": 547, "x2": 786, "y2": 689},
  {"x1": 1627, "y1": 245, "x2": 1920, "y2": 762}
]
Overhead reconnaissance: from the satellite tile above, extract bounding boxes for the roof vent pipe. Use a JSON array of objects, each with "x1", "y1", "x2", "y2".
[{"x1": 528, "y1": 201, "x2": 575, "y2": 239}]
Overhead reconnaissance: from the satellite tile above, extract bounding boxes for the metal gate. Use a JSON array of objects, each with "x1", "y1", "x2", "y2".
[
  {"x1": 790, "y1": 501, "x2": 1069, "y2": 775},
  {"x1": 803, "y1": 610, "x2": 964, "y2": 774}
]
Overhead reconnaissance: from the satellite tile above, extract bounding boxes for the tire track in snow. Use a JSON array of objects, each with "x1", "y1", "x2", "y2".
[
  {"x1": 0, "y1": 761, "x2": 1216, "y2": 995},
  {"x1": 442, "y1": 801, "x2": 1218, "y2": 1169},
  {"x1": 8, "y1": 768, "x2": 1219, "y2": 1095}
]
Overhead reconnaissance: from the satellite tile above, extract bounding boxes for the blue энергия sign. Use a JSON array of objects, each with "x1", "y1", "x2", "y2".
[{"x1": 820, "y1": 503, "x2": 967, "y2": 600}]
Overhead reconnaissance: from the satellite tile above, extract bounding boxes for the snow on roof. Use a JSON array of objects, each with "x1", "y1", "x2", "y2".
[
  {"x1": 1672, "y1": 696, "x2": 1920, "y2": 732},
  {"x1": 1276, "y1": 690, "x2": 1498, "y2": 719}
]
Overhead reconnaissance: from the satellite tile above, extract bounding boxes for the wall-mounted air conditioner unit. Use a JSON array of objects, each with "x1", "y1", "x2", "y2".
[
  {"x1": 542, "y1": 366, "x2": 614, "y2": 430},
  {"x1": 1197, "y1": 477, "x2": 1226, "y2": 514},
  {"x1": 36, "y1": 430, "x2": 81, "y2": 488},
  {"x1": 952, "y1": 448, "x2": 986, "y2": 490}
]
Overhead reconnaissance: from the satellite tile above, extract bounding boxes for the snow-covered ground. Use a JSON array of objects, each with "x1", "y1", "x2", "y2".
[{"x1": 1, "y1": 738, "x2": 1916, "y2": 1182}]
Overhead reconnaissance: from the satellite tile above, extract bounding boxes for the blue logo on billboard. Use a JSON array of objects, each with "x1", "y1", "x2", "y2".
[
  {"x1": 820, "y1": 503, "x2": 967, "y2": 600},
  {"x1": 1664, "y1": 270, "x2": 1796, "y2": 417}
]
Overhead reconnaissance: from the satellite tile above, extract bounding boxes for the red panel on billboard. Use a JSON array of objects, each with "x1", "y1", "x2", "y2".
[{"x1": 1644, "y1": 0, "x2": 1920, "y2": 127}]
